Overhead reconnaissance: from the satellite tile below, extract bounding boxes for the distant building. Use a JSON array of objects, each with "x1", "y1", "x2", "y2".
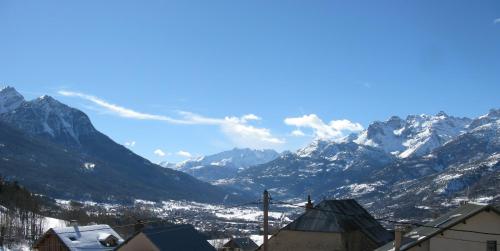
[
  {"x1": 376, "y1": 202, "x2": 500, "y2": 251},
  {"x1": 116, "y1": 224, "x2": 216, "y2": 251},
  {"x1": 33, "y1": 223, "x2": 123, "y2": 251},
  {"x1": 256, "y1": 199, "x2": 392, "y2": 251},
  {"x1": 221, "y1": 237, "x2": 259, "y2": 251}
]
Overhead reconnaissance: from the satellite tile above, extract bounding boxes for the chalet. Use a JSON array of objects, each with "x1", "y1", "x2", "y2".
[
  {"x1": 376, "y1": 202, "x2": 500, "y2": 251},
  {"x1": 116, "y1": 224, "x2": 216, "y2": 251},
  {"x1": 221, "y1": 237, "x2": 259, "y2": 251},
  {"x1": 256, "y1": 199, "x2": 393, "y2": 251},
  {"x1": 33, "y1": 223, "x2": 124, "y2": 251}
]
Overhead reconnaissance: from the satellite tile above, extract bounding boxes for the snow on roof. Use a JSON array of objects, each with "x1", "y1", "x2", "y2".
[{"x1": 51, "y1": 224, "x2": 124, "y2": 251}]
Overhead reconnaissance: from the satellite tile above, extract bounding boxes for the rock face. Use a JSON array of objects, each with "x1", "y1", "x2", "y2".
[
  {"x1": 0, "y1": 87, "x2": 242, "y2": 203},
  {"x1": 219, "y1": 109, "x2": 500, "y2": 219}
]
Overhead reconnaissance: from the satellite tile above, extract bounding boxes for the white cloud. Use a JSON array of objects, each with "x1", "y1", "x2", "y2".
[
  {"x1": 124, "y1": 141, "x2": 136, "y2": 147},
  {"x1": 241, "y1": 114, "x2": 261, "y2": 122},
  {"x1": 179, "y1": 111, "x2": 284, "y2": 149},
  {"x1": 176, "y1": 150, "x2": 192, "y2": 158},
  {"x1": 153, "y1": 149, "x2": 167, "y2": 157},
  {"x1": 59, "y1": 90, "x2": 284, "y2": 149},
  {"x1": 284, "y1": 114, "x2": 363, "y2": 141},
  {"x1": 291, "y1": 129, "x2": 306, "y2": 137},
  {"x1": 495, "y1": 18, "x2": 500, "y2": 24}
]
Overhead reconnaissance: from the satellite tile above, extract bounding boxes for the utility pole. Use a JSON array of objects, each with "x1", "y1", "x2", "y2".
[{"x1": 263, "y1": 190, "x2": 269, "y2": 251}]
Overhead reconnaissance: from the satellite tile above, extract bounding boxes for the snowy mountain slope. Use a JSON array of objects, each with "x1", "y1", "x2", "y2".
[
  {"x1": 0, "y1": 87, "x2": 243, "y2": 203},
  {"x1": 227, "y1": 141, "x2": 394, "y2": 198},
  {"x1": 166, "y1": 148, "x2": 279, "y2": 182},
  {"x1": 361, "y1": 120, "x2": 500, "y2": 219}
]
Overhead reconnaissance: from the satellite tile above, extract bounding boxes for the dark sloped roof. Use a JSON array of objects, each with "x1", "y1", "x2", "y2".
[
  {"x1": 141, "y1": 224, "x2": 215, "y2": 251},
  {"x1": 223, "y1": 237, "x2": 258, "y2": 251},
  {"x1": 283, "y1": 199, "x2": 392, "y2": 246},
  {"x1": 376, "y1": 203, "x2": 500, "y2": 251}
]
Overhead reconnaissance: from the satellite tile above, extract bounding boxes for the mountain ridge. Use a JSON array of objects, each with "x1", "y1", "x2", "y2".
[
  {"x1": 0, "y1": 87, "x2": 244, "y2": 203},
  {"x1": 162, "y1": 148, "x2": 279, "y2": 183},
  {"x1": 210, "y1": 108, "x2": 500, "y2": 219}
]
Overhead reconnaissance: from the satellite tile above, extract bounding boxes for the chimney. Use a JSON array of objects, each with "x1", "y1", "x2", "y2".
[
  {"x1": 394, "y1": 225, "x2": 404, "y2": 251},
  {"x1": 305, "y1": 195, "x2": 314, "y2": 212},
  {"x1": 134, "y1": 220, "x2": 145, "y2": 233},
  {"x1": 70, "y1": 220, "x2": 78, "y2": 228},
  {"x1": 459, "y1": 200, "x2": 468, "y2": 206}
]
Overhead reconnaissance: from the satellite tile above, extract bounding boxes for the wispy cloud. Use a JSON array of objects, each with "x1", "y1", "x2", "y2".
[
  {"x1": 176, "y1": 150, "x2": 192, "y2": 158},
  {"x1": 495, "y1": 18, "x2": 500, "y2": 24},
  {"x1": 284, "y1": 114, "x2": 363, "y2": 141},
  {"x1": 59, "y1": 91, "x2": 190, "y2": 124},
  {"x1": 124, "y1": 141, "x2": 136, "y2": 147},
  {"x1": 59, "y1": 90, "x2": 284, "y2": 149},
  {"x1": 153, "y1": 149, "x2": 167, "y2": 157}
]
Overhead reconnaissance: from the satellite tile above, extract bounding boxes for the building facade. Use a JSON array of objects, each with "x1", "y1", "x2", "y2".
[
  {"x1": 376, "y1": 203, "x2": 500, "y2": 251},
  {"x1": 256, "y1": 199, "x2": 392, "y2": 251}
]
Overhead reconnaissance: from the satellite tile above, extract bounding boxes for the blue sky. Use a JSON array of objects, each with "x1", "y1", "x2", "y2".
[{"x1": 1, "y1": 0, "x2": 499, "y2": 163}]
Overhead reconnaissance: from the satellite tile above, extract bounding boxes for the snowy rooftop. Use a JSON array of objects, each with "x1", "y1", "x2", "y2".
[{"x1": 36, "y1": 224, "x2": 124, "y2": 251}]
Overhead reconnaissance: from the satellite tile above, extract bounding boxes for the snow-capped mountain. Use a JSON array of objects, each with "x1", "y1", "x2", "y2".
[
  {"x1": 0, "y1": 87, "x2": 242, "y2": 203},
  {"x1": 219, "y1": 109, "x2": 500, "y2": 219},
  {"x1": 164, "y1": 148, "x2": 279, "y2": 182},
  {"x1": 354, "y1": 112, "x2": 472, "y2": 158}
]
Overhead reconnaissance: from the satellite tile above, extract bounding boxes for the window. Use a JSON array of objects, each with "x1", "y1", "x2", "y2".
[{"x1": 487, "y1": 240, "x2": 497, "y2": 251}]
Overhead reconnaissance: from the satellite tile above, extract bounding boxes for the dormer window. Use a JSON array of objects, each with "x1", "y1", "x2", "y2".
[{"x1": 98, "y1": 233, "x2": 119, "y2": 247}]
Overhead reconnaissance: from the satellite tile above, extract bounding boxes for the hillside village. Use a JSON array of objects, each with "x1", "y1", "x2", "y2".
[
  {"x1": 0, "y1": 174, "x2": 498, "y2": 250},
  {"x1": 29, "y1": 197, "x2": 500, "y2": 251}
]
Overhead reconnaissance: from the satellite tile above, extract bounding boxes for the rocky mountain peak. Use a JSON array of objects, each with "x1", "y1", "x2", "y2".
[
  {"x1": 0, "y1": 86, "x2": 25, "y2": 113},
  {"x1": 0, "y1": 91, "x2": 97, "y2": 147},
  {"x1": 436, "y1": 111, "x2": 449, "y2": 117},
  {"x1": 468, "y1": 108, "x2": 500, "y2": 130},
  {"x1": 296, "y1": 139, "x2": 333, "y2": 158},
  {"x1": 486, "y1": 108, "x2": 500, "y2": 119},
  {"x1": 355, "y1": 111, "x2": 471, "y2": 158}
]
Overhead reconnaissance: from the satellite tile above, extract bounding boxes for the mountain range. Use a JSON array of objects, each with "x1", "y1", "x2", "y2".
[
  {"x1": 0, "y1": 87, "x2": 241, "y2": 203},
  {"x1": 199, "y1": 109, "x2": 500, "y2": 218},
  {"x1": 0, "y1": 86, "x2": 498, "y2": 219},
  {"x1": 161, "y1": 148, "x2": 279, "y2": 182}
]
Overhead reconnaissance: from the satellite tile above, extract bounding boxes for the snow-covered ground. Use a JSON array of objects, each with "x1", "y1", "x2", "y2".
[
  {"x1": 0, "y1": 208, "x2": 67, "y2": 251},
  {"x1": 42, "y1": 216, "x2": 67, "y2": 231}
]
